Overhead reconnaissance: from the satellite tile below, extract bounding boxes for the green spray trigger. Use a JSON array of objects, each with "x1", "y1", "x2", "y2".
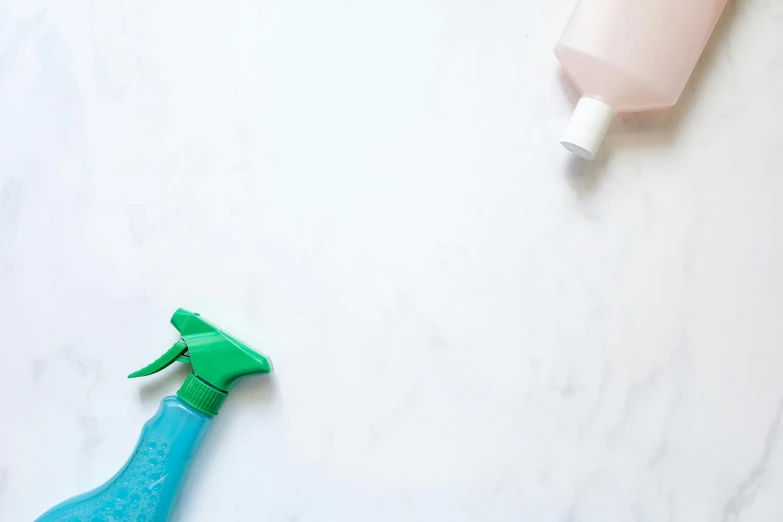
[
  {"x1": 128, "y1": 340, "x2": 190, "y2": 378},
  {"x1": 129, "y1": 308, "x2": 273, "y2": 415}
]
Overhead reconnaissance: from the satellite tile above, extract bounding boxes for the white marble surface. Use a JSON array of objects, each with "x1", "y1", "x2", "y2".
[{"x1": 1, "y1": 0, "x2": 783, "y2": 520}]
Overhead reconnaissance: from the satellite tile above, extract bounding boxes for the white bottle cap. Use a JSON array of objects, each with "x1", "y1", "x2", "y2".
[{"x1": 560, "y1": 97, "x2": 615, "y2": 160}]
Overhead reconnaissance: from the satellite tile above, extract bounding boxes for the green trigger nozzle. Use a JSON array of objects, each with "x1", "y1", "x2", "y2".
[{"x1": 129, "y1": 308, "x2": 273, "y2": 415}]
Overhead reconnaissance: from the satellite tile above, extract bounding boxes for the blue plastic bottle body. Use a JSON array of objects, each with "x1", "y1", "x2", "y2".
[{"x1": 36, "y1": 396, "x2": 212, "y2": 522}]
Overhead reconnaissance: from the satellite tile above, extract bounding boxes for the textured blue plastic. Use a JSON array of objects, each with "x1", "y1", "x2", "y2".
[{"x1": 36, "y1": 396, "x2": 212, "y2": 522}]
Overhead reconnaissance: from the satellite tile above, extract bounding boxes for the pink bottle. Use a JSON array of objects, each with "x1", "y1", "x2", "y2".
[{"x1": 555, "y1": 0, "x2": 729, "y2": 159}]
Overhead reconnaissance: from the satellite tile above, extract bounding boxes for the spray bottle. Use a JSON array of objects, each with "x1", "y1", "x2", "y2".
[{"x1": 35, "y1": 308, "x2": 273, "y2": 521}]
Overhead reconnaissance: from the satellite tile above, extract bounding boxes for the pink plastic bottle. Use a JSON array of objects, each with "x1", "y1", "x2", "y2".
[{"x1": 555, "y1": 0, "x2": 728, "y2": 159}]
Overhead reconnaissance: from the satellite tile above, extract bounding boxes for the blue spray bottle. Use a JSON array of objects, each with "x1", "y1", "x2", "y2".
[{"x1": 36, "y1": 308, "x2": 273, "y2": 521}]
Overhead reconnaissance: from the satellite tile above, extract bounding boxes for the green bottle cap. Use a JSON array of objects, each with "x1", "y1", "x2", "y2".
[{"x1": 129, "y1": 308, "x2": 273, "y2": 415}]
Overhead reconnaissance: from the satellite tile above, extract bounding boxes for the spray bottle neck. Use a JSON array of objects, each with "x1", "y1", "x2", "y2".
[{"x1": 178, "y1": 373, "x2": 228, "y2": 415}]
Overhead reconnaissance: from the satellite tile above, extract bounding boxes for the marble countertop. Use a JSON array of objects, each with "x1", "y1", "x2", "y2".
[{"x1": 2, "y1": 1, "x2": 783, "y2": 521}]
